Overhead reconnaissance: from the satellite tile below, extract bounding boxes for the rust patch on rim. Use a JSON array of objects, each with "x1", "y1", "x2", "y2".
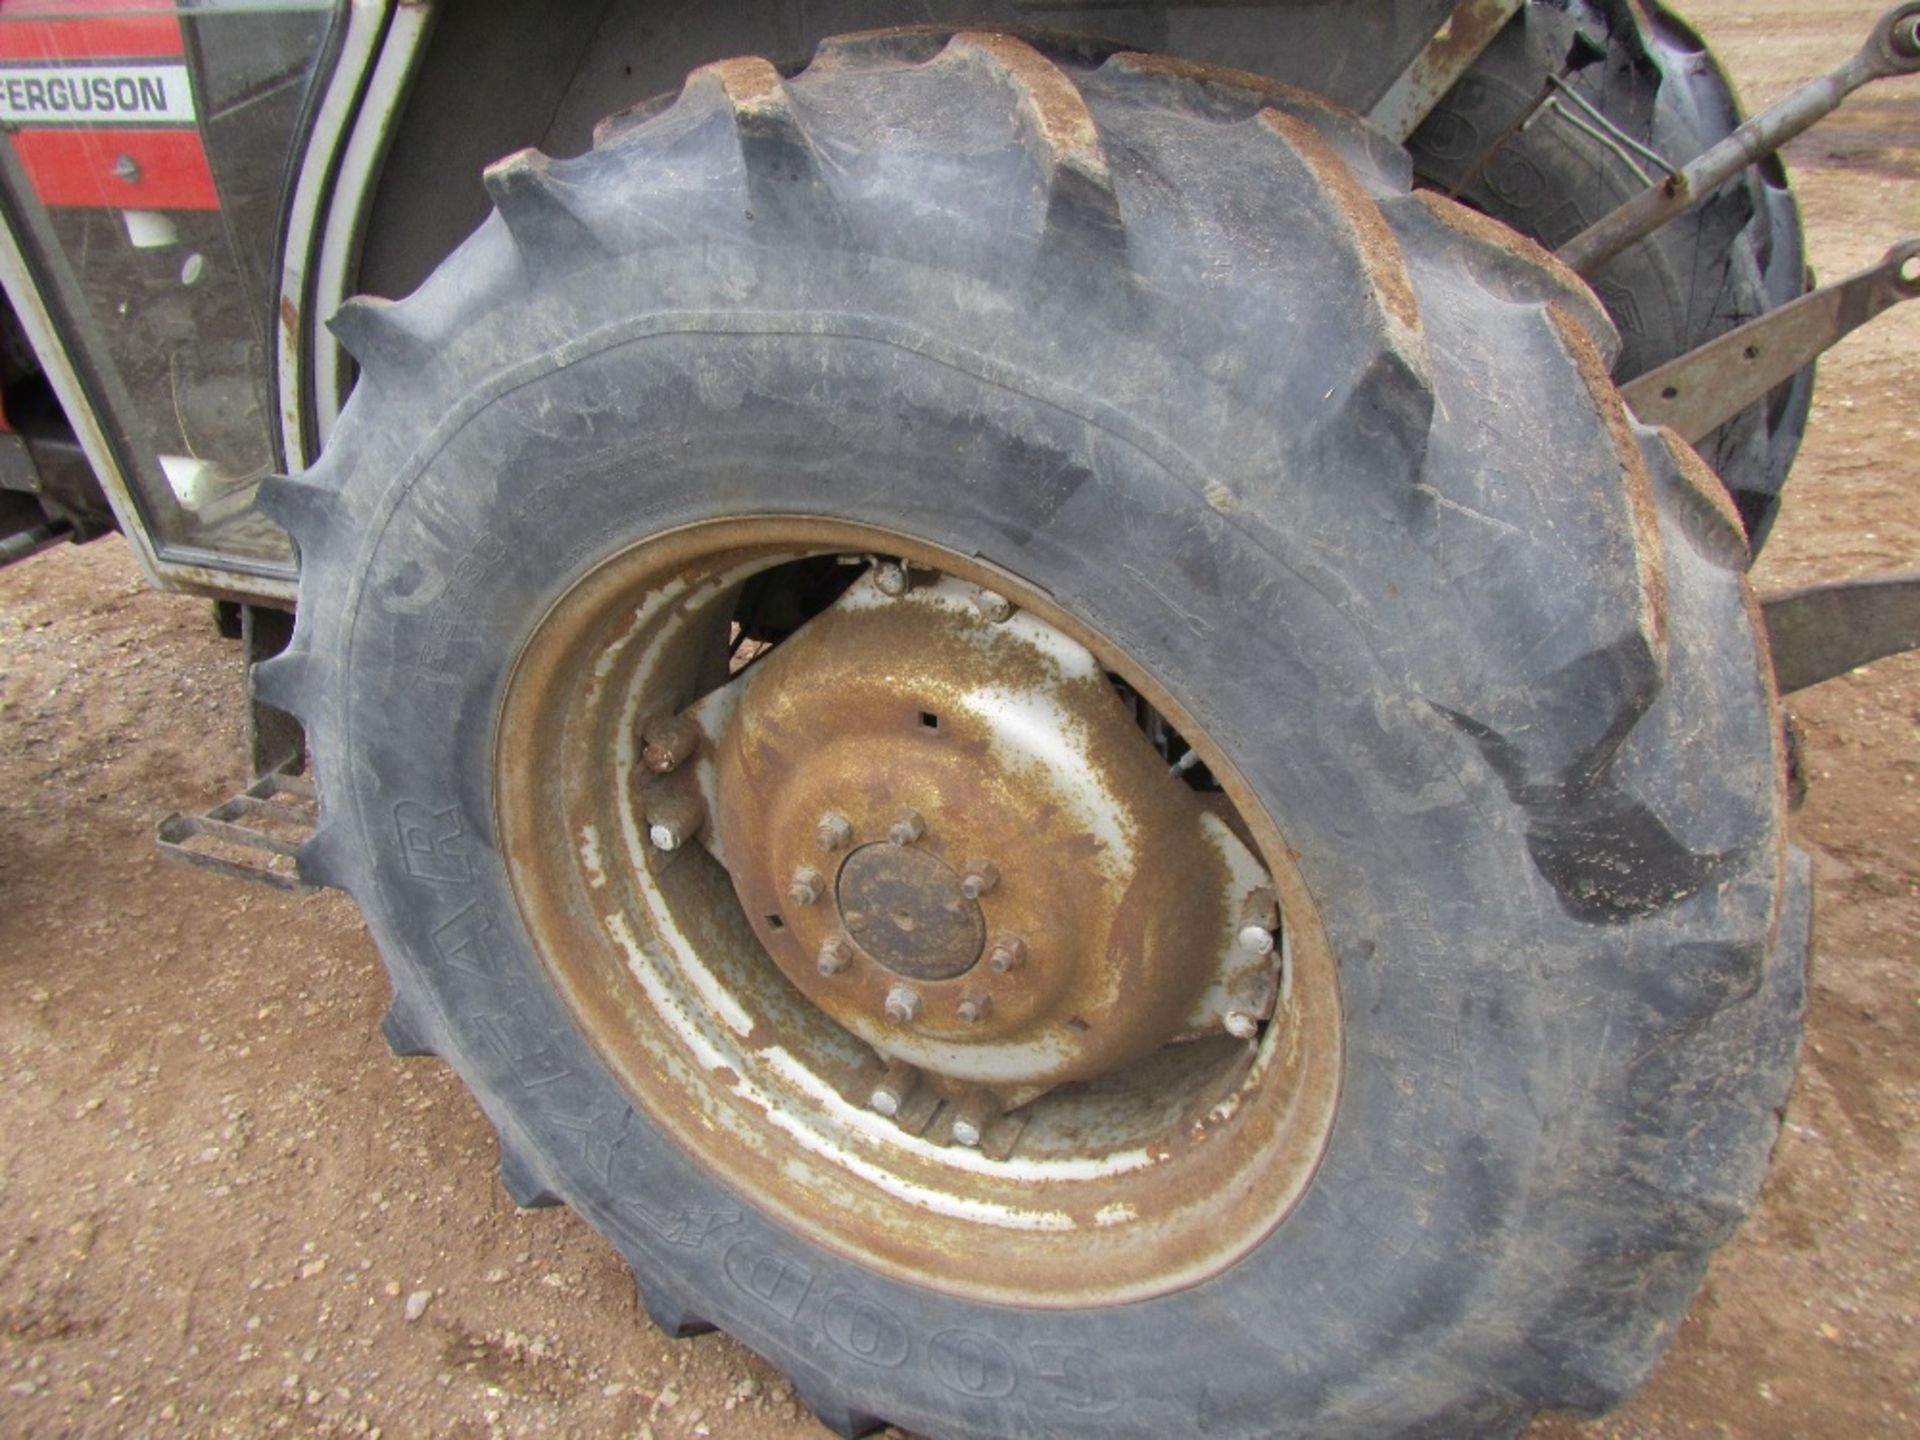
[{"x1": 493, "y1": 517, "x2": 1341, "y2": 1307}]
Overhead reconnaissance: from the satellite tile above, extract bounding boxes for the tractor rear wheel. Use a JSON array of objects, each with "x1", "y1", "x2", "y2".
[{"x1": 263, "y1": 30, "x2": 1806, "y2": 1439}]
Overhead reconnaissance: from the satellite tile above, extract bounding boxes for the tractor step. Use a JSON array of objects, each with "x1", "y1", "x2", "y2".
[{"x1": 156, "y1": 772, "x2": 317, "y2": 892}]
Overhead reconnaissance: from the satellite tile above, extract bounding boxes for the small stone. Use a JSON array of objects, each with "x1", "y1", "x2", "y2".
[
  {"x1": 383, "y1": 1281, "x2": 401, "y2": 1298},
  {"x1": 299, "y1": 1259, "x2": 327, "y2": 1280},
  {"x1": 404, "y1": 1291, "x2": 432, "y2": 1323}
]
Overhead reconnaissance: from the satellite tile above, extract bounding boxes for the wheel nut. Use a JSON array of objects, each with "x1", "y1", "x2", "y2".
[
  {"x1": 958, "y1": 859, "x2": 999, "y2": 899},
  {"x1": 884, "y1": 985, "x2": 922, "y2": 1023},
  {"x1": 874, "y1": 561, "x2": 910, "y2": 597},
  {"x1": 787, "y1": 866, "x2": 825, "y2": 907},
  {"x1": 887, "y1": 810, "x2": 925, "y2": 846},
  {"x1": 950, "y1": 1091, "x2": 997, "y2": 1149},
  {"x1": 972, "y1": 588, "x2": 1014, "y2": 623},
  {"x1": 816, "y1": 812, "x2": 853, "y2": 853},
  {"x1": 869, "y1": 1059, "x2": 919, "y2": 1117},
  {"x1": 987, "y1": 933, "x2": 1027, "y2": 974},
  {"x1": 1237, "y1": 925, "x2": 1277, "y2": 956},
  {"x1": 640, "y1": 713, "x2": 700, "y2": 773},
  {"x1": 645, "y1": 792, "x2": 704, "y2": 852},
  {"x1": 817, "y1": 935, "x2": 852, "y2": 976},
  {"x1": 956, "y1": 993, "x2": 992, "y2": 1024},
  {"x1": 1224, "y1": 1011, "x2": 1260, "y2": 1040},
  {"x1": 1237, "y1": 886, "x2": 1279, "y2": 954}
]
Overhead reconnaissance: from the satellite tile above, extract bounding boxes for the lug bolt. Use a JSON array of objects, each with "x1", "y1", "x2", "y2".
[
  {"x1": 887, "y1": 810, "x2": 925, "y2": 847},
  {"x1": 987, "y1": 933, "x2": 1028, "y2": 974},
  {"x1": 817, "y1": 935, "x2": 853, "y2": 976},
  {"x1": 1238, "y1": 925, "x2": 1277, "y2": 956},
  {"x1": 646, "y1": 792, "x2": 704, "y2": 852},
  {"x1": 884, "y1": 985, "x2": 922, "y2": 1024},
  {"x1": 869, "y1": 1059, "x2": 920, "y2": 1118},
  {"x1": 640, "y1": 713, "x2": 700, "y2": 773},
  {"x1": 1238, "y1": 886, "x2": 1279, "y2": 954},
  {"x1": 956, "y1": 993, "x2": 992, "y2": 1024},
  {"x1": 1224, "y1": 1011, "x2": 1260, "y2": 1040},
  {"x1": 787, "y1": 866, "x2": 825, "y2": 907},
  {"x1": 950, "y1": 1091, "x2": 997, "y2": 1149},
  {"x1": 972, "y1": 588, "x2": 1014, "y2": 623},
  {"x1": 816, "y1": 811, "x2": 853, "y2": 853},
  {"x1": 874, "y1": 561, "x2": 911, "y2": 597},
  {"x1": 958, "y1": 859, "x2": 999, "y2": 900}
]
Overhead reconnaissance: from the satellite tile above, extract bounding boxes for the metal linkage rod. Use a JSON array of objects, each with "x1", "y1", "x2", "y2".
[
  {"x1": 1558, "y1": 1, "x2": 1920, "y2": 275},
  {"x1": 1367, "y1": 0, "x2": 1526, "y2": 143},
  {"x1": 1621, "y1": 239, "x2": 1920, "y2": 441}
]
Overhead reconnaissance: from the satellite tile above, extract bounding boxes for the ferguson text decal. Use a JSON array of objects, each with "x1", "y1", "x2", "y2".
[{"x1": 0, "y1": 64, "x2": 196, "y2": 125}]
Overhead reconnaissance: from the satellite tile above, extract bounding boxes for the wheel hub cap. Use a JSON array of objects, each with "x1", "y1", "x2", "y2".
[
  {"x1": 836, "y1": 843, "x2": 986, "y2": 980},
  {"x1": 711, "y1": 571, "x2": 1266, "y2": 1104}
]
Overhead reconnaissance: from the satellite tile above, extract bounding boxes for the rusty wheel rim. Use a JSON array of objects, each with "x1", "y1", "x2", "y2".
[{"x1": 496, "y1": 518, "x2": 1341, "y2": 1307}]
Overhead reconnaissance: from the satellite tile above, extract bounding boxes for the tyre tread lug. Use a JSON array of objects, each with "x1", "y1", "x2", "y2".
[
  {"x1": 497, "y1": 1139, "x2": 562, "y2": 1209},
  {"x1": 379, "y1": 992, "x2": 438, "y2": 1058},
  {"x1": 941, "y1": 31, "x2": 1124, "y2": 251},
  {"x1": 482, "y1": 149, "x2": 607, "y2": 268},
  {"x1": 328, "y1": 295, "x2": 433, "y2": 380}
]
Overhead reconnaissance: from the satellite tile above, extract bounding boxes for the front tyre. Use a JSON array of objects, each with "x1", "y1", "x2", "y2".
[{"x1": 261, "y1": 30, "x2": 1806, "y2": 1439}]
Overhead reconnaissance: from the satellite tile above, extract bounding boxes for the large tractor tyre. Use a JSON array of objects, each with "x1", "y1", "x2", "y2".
[
  {"x1": 1410, "y1": 0, "x2": 1812, "y2": 547},
  {"x1": 261, "y1": 31, "x2": 1807, "y2": 1440}
]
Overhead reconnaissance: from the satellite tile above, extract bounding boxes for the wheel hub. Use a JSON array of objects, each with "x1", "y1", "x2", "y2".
[{"x1": 709, "y1": 569, "x2": 1272, "y2": 1105}]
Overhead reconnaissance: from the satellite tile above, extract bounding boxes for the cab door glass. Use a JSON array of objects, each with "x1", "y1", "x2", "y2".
[{"x1": 0, "y1": 1, "x2": 341, "y2": 567}]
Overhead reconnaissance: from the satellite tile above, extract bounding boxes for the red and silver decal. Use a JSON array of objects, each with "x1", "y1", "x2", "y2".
[{"x1": 0, "y1": 0, "x2": 214, "y2": 210}]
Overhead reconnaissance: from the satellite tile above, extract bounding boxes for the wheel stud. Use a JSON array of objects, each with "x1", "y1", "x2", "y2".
[
  {"x1": 887, "y1": 810, "x2": 925, "y2": 846},
  {"x1": 1237, "y1": 925, "x2": 1276, "y2": 956},
  {"x1": 956, "y1": 993, "x2": 992, "y2": 1024},
  {"x1": 869, "y1": 1059, "x2": 919, "y2": 1117},
  {"x1": 1237, "y1": 886, "x2": 1279, "y2": 954},
  {"x1": 972, "y1": 588, "x2": 1014, "y2": 623},
  {"x1": 950, "y1": 1091, "x2": 996, "y2": 1148},
  {"x1": 987, "y1": 933, "x2": 1028, "y2": 974},
  {"x1": 817, "y1": 935, "x2": 853, "y2": 976},
  {"x1": 874, "y1": 561, "x2": 911, "y2": 597},
  {"x1": 958, "y1": 858, "x2": 999, "y2": 899},
  {"x1": 884, "y1": 985, "x2": 922, "y2": 1023},
  {"x1": 1224, "y1": 1010, "x2": 1260, "y2": 1040},
  {"x1": 816, "y1": 811, "x2": 853, "y2": 853},
  {"x1": 787, "y1": 866, "x2": 825, "y2": 907},
  {"x1": 646, "y1": 792, "x2": 703, "y2": 852},
  {"x1": 640, "y1": 713, "x2": 700, "y2": 773}
]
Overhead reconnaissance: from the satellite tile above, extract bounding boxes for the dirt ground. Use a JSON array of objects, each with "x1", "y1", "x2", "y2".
[{"x1": 1, "y1": 3, "x2": 1915, "y2": 1437}]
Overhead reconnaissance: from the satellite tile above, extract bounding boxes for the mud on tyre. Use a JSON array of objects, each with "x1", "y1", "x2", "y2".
[{"x1": 261, "y1": 29, "x2": 1808, "y2": 1439}]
